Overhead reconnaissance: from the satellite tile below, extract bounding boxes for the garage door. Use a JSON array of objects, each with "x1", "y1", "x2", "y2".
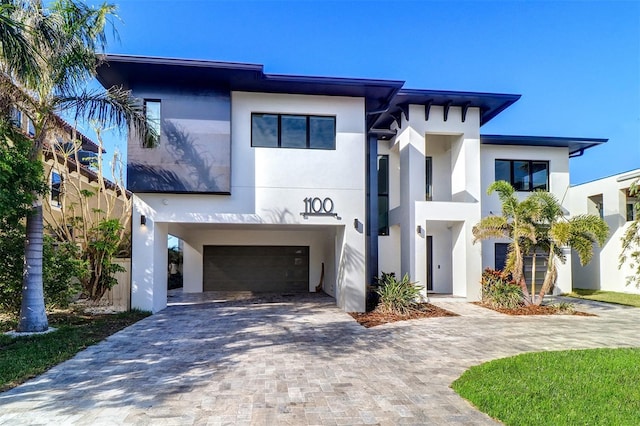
[{"x1": 203, "y1": 245, "x2": 309, "y2": 292}]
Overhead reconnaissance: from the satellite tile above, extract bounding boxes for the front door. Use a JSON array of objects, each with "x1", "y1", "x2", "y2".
[{"x1": 426, "y1": 236, "x2": 433, "y2": 291}]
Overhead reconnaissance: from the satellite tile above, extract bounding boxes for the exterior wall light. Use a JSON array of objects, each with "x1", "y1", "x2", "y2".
[
  {"x1": 140, "y1": 215, "x2": 147, "y2": 226},
  {"x1": 353, "y1": 218, "x2": 360, "y2": 230},
  {"x1": 417, "y1": 225, "x2": 422, "y2": 235}
]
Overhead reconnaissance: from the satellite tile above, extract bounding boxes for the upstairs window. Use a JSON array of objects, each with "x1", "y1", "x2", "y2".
[
  {"x1": 425, "y1": 156, "x2": 433, "y2": 201},
  {"x1": 495, "y1": 160, "x2": 549, "y2": 191},
  {"x1": 251, "y1": 113, "x2": 335, "y2": 150},
  {"x1": 10, "y1": 107, "x2": 22, "y2": 128},
  {"x1": 144, "y1": 100, "x2": 161, "y2": 148},
  {"x1": 27, "y1": 118, "x2": 35, "y2": 137},
  {"x1": 51, "y1": 171, "x2": 62, "y2": 207},
  {"x1": 378, "y1": 155, "x2": 389, "y2": 236},
  {"x1": 626, "y1": 189, "x2": 638, "y2": 222}
]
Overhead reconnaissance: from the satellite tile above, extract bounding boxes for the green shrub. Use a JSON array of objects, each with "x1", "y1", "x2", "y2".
[
  {"x1": 481, "y1": 268, "x2": 523, "y2": 309},
  {"x1": 0, "y1": 233, "x2": 88, "y2": 314},
  {"x1": 43, "y1": 236, "x2": 88, "y2": 308},
  {"x1": 375, "y1": 272, "x2": 424, "y2": 315},
  {"x1": 0, "y1": 225, "x2": 26, "y2": 314}
]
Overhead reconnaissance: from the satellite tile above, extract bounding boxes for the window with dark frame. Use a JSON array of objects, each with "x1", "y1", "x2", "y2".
[
  {"x1": 251, "y1": 113, "x2": 336, "y2": 150},
  {"x1": 10, "y1": 107, "x2": 21, "y2": 128},
  {"x1": 378, "y1": 155, "x2": 389, "y2": 236},
  {"x1": 51, "y1": 171, "x2": 62, "y2": 206},
  {"x1": 27, "y1": 118, "x2": 35, "y2": 137},
  {"x1": 426, "y1": 156, "x2": 433, "y2": 201},
  {"x1": 495, "y1": 159, "x2": 549, "y2": 191},
  {"x1": 494, "y1": 243, "x2": 509, "y2": 271},
  {"x1": 144, "y1": 100, "x2": 161, "y2": 148},
  {"x1": 626, "y1": 189, "x2": 638, "y2": 222}
]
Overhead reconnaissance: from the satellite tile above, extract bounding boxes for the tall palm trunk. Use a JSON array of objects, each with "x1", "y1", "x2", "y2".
[
  {"x1": 513, "y1": 241, "x2": 533, "y2": 305},
  {"x1": 536, "y1": 243, "x2": 557, "y2": 306},
  {"x1": 17, "y1": 203, "x2": 48, "y2": 332}
]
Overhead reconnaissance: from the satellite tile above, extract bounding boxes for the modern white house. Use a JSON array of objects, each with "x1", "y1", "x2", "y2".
[
  {"x1": 96, "y1": 55, "x2": 607, "y2": 313},
  {"x1": 569, "y1": 169, "x2": 640, "y2": 294}
]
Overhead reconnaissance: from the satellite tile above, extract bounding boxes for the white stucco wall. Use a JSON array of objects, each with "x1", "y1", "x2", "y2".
[
  {"x1": 382, "y1": 104, "x2": 483, "y2": 299},
  {"x1": 480, "y1": 144, "x2": 573, "y2": 294},
  {"x1": 569, "y1": 169, "x2": 640, "y2": 294},
  {"x1": 129, "y1": 92, "x2": 368, "y2": 313}
]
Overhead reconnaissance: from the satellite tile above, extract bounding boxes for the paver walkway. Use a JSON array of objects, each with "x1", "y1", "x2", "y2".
[{"x1": 1, "y1": 293, "x2": 640, "y2": 425}]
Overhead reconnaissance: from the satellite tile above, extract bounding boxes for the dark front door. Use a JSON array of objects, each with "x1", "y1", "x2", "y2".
[
  {"x1": 426, "y1": 236, "x2": 433, "y2": 291},
  {"x1": 203, "y1": 245, "x2": 309, "y2": 292}
]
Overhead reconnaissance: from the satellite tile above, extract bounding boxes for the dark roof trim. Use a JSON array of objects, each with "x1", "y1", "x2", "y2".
[
  {"x1": 373, "y1": 89, "x2": 521, "y2": 129},
  {"x1": 481, "y1": 134, "x2": 608, "y2": 155},
  {"x1": 96, "y1": 54, "x2": 405, "y2": 127},
  {"x1": 98, "y1": 54, "x2": 264, "y2": 72}
]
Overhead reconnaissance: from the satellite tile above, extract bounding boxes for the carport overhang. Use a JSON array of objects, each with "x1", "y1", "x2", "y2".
[{"x1": 136, "y1": 220, "x2": 348, "y2": 313}]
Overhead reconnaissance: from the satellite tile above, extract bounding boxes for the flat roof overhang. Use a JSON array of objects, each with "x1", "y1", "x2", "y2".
[
  {"x1": 481, "y1": 134, "x2": 608, "y2": 157},
  {"x1": 372, "y1": 88, "x2": 521, "y2": 135},
  {"x1": 95, "y1": 54, "x2": 404, "y2": 124}
]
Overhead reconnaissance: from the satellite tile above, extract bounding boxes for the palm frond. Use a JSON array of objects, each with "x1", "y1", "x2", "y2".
[
  {"x1": 472, "y1": 215, "x2": 510, "y2": 242},
  {"x1": 55, "y1": 85, "x2": 147, "y2": 140}
]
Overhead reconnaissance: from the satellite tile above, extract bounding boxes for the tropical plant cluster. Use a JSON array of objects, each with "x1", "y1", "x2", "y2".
[
  {"x1": 375, "y1": 272, "x2": 424, "y2": 315},
  {"x1": 0, "y1": 0, "x2": 148, "y2": 331},
  {"x1": 620, "y1": 180, "x2": 640, "y2": 287},
  {"x1": 473, "y1": 181, "x2": 609, "y2": 306},
  {"x1": 480, "y1": 268, "x2": 523, "y2": 309}
]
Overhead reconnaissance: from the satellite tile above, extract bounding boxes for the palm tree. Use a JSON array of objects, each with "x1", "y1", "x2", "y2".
[
  {"x1": 0, "y1": 1, "x2": 147, "y2": 332},
  {"x1": 472, "y1": 181, "x2": 541, "y2": 305},
  {"x1": 531, "y1": 191, "x2": 608, "y2": 304}
]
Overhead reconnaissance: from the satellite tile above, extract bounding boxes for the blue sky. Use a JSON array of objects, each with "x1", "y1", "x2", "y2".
[{"x1": 98, "y1": 0, "x2": 639, "y2": 184}]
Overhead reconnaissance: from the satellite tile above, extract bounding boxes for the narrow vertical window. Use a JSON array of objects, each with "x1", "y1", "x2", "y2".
[
  {"x1": 144, "y1": 100, "x2": 161, "y2": 148},
  {"x1": 425, "y1": 156, "x2": 433, "y2": 201},
  {"x1": 27, "y1": 118, "x2": 35, "y2": 137},
  {"x1": 51, "y1": 171, "x2": 62, "y2": 206},
  {"x1": 494, "y1": 243, "x2": 509, "y2": 271},
  {"x1": 378, "y1": 155, "x2": 389, "y2": 236},
  {"x1": 9, "y1": 107, "x2": 21, "y2": 128}
]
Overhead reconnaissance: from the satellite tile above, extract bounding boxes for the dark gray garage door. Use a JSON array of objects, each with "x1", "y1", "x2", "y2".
[{"x1": 203, "y1": 245, "x2": 309, "y2": 292}]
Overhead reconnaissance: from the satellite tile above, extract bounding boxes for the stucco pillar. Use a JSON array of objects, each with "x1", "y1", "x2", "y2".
[
  {"x1": 182, "y1": 240, "x2": 203, "y2": 293},
  {"x1": 399, "y1": 128, "x2": 426, "y2": 282},
  {"x1": 131, "y1": 200, "x2": 168, "y2": 313}
]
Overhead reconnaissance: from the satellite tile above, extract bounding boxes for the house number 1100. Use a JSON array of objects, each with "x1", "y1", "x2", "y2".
[
  {"x1": 301, "y1": 197, "x2": 339, "y2": 218},
  {"x1": 304, "y1": 197, "x2": 334, "y2": 214}
]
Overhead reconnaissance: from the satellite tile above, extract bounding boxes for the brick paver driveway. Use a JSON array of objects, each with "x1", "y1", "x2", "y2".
[{"x1": 2, "y1": 292, "x2": 640, "y2": 425}]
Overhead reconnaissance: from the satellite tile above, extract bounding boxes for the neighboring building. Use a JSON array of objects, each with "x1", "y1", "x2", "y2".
[
  {"x1": 569, "y1": 169, "x2": 640, "y2": 294},
  {"x1": 96, "y1": 55, "x2": 606, "y2": 313},
  {"x1": 9, "y1": 105, "x2": 130, "y2": 244}
]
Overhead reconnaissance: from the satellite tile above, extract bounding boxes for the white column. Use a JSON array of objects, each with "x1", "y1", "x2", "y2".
[{"x1": 182, "y1": 240, "x2": 203, "y2": 293}]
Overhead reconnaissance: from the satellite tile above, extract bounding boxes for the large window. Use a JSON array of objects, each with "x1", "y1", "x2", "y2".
[
  {"x1": 378, "y1": 155, "x2": 389, "y2": 235},
  {"x1": 144, "y1": 100, "x2": 161, "y2": 148},
  {"x1": 51, "y1": 171, "x2": 62, "y2": 207},
  {"x1": 495, "y1": 160, "x2": 549, "y2": 191},
  {"x1": 252, "y1": 113, "x2": 335, "y2": 150}
]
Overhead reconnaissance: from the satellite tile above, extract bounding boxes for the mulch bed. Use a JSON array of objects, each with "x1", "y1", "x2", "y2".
[
  {"x1": 349, "y1": 303, "x2": 458, "y2": 328},
  {"x1": 473, "y1": 302, "x2": 596, "y2": 316}
]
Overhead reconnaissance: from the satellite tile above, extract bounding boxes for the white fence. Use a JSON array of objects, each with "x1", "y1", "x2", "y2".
[{"x1": 101, "y1": 258, "x2": 131, "y2": 311}]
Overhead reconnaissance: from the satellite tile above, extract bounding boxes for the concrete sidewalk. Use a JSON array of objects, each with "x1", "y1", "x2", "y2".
[{"x1": 1, "y1": 293, "x2": 639, "y2": 425}]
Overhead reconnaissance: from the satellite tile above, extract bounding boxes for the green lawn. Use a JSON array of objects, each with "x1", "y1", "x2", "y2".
[
  {"x1": 566, "y1": 288, "x2": 640, "y2": 308},
  {"x1": 0, "y1": 310, "x2": 149, "y2": 392},
  {"x1": 452, "y1": 348, "x2": 640, "y2": 426}
]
